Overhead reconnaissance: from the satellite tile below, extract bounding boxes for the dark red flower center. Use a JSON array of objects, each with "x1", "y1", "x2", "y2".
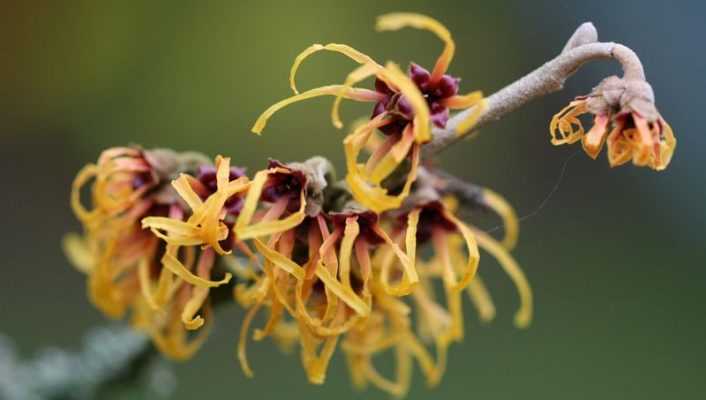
[{"x1": 372, "y1": 63, "x2": 459, "y2": 136}]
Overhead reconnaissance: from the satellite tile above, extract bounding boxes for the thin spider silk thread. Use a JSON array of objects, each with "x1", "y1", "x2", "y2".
[{"x1": 484, "y1": 149, "x2": 580, "y2": 235}]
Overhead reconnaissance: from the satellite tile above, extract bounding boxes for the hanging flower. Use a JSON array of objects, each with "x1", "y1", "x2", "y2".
[{"x1": 550, "y1": 76, "x2": 676, "y2": 170}]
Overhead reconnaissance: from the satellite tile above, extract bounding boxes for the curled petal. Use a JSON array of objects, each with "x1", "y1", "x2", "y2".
[
  {"x1": 251, "y1": 85, "x2": 382, "y2": 134},
  {"x1": 441, "y1": 91, "x2": 483, "y2": 109},
  {"x1": 472, "y1": 228, "x2": 533, "y2": 328},
  {"x1": 172, "y1": 174, "x2": 204, "y2": 211},
  {"x1": 466, "y1": 275, "x2": 496, "y2": 323},
  {"x1": 253, "y1": 239, "x2": 305, "y2": 280},
  {"x1": 142, "y1": 217, "x2": 204, "y2": 241},
  {"x1": 296, "y1": 283, "x2": 360, "y2": 337},
  {"x1": 481, "y1": 188, "x2": 519, "y2": 250},
  {"x1": 181, "y1": 287, "x2": 209, "y2": 330},
  {"x1": 376, "y1": 210, "x2": 420, "y2": 296},
  {"x1": 376, "y1": 13, "x2": 455, "y2": 84},
  {"x1": 346, "y1": 142, "x2": 420, "y2": 213},
  {"x1": 441, "y1": 210, "x2": 480, "y2": 292},
  {"x1": 70, "y1": 164, "x2": 99, "y2": 224},
  {"x1": 253, "y1": 237, "x2": 370, "y2": 317},
  {"x1": 289, "y1": 43, "x2": 382, "y2": 94},
  {"x1": 234, "y1": 168, "x2": 307, "y2": 240},
  {"x1": 332, "y1": 63, "x2": 382, "y2": 129},
  {"x1": 338, "y1": 217, "x2": 360, "y2": 290},
  {"x1": 549, "y1": 99, "x2": 589, "y2": 145},
  {"x1": 581, "y1": 114, "x2": 610, "y2": 159},
  {"x1": 180, "y1": 249, "x2": 216, "y2": 330},
  {"x1": 344, "y1": 113, "x2": 392, "y2": 175},
  {"x1": 315, "y1": 262, "x2": 370, "y2": 317},
  {"x1": 151, "y1": 318, "x2": 210, "y2": 361},
  {"x1": 653, "y1": 118, "x2": 676, "y2": 171},
  {"x1": 606, "y1": 119, "x2": 633, "y2": 167},
  {"x1": 454, "y1": 97, "x2": 488, "y2": 136},
  {"x1": 367, "y1": 124, "x2": 416, "y2": 184},
  {"x1": 145, "y1": 157, "x2": 249, "y2": 255},
  {"x1": 299, "y1": 320, "x2": 340, "y2": 384},
  {"x1": 62, "y1": 233, "x2": 94, "y2": 274},
  {"x1": 161, "y1": 246, "x2": 232, "y2": 288},
  {"x1": 238, "y1": 297, "x2": 265, "y2": 377},
  {"x1": 137, "y1": 257, "x2": 160, "y2": 311}
]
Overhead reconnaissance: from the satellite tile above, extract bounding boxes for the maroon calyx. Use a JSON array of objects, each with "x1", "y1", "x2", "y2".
[
  {"x1": 196, "y1": 163, "x2": 247, "y2": 216},
  {"x1": 132, "y1": 171, "x2": 156, "y2": 190},
  {"x1": 401, "y1": 201, "x2": 457, "y2": 244},
  {"x1": 330, "y1": 210, "x2": 385, "y2": 246},
  {"x1": 196, "y1": 164, "x2": 247, "y2": 192},
  {"x1": 372, "y1": 63, "x2": 460, "y2": 136},
  {"x1": 261, "y1": 160, "x2": 307, "y2": 212}
]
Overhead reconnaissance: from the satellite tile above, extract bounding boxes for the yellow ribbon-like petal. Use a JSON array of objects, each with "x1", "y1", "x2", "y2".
[
  {"x1": 472, "y1": 228, "x2": 533, "y2": 328},
  {"x1": 376, "y1": 13, "x2": 455, "y2": 84}
]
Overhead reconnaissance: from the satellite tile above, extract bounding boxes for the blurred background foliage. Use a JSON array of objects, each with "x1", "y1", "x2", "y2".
[{"x1": 1, "y1": 0, "x2": 704, "y2": 399}]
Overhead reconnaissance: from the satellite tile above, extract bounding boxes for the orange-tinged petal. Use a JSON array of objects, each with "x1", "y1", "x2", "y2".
[
  {"x1": 582, "y1": 114, "x2": 610, "y2": 159},
  {"x1": 549, "y1": 99, "x2": 588, "y2": 145}
]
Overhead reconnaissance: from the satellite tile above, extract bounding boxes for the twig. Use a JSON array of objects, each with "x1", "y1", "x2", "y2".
[
  {"x1": 422, "y1": 22, "x2": 646, "y2": 157},
  {"x1": 0, "y1": 326, "x2": 171, "y2": 400}
]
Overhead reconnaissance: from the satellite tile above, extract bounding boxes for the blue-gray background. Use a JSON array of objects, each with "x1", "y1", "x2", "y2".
[{"x1": 1, "y1": 1, "x2": 704, "y2": 399}]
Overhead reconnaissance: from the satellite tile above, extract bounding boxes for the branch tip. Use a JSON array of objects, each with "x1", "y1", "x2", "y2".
[{"x1": 562, "y1": 22, "x2": 599, "y2": 54}]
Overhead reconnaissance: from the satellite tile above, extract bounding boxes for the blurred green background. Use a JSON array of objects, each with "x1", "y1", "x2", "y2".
[{"x1": 2, "y1": 0, "x2": 704, "y2": 399}]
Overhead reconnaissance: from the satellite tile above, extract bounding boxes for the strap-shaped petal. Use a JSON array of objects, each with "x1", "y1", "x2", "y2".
[
  {"x1": 346, "y1": 142, "x2": 420, "y2": 213},
  {"x1": 161, "y1": 245, "x2": 232, "y2": 288},
  {"x1": 472, "y1": 228, "x2": 533, "y2": 328},
  {"x1": 442, "y1": 210, "x2": 480, "y2": 292},
  {"x1": 251, "y1": 85, "x2": 381, "y2": 134},
  {"x1": 376, "y1": 13, "x2": 455, "y2": 84},
  {"x1": 466, "y1": 275, "x2": 496, "y2": 323},
  {"x1": 481, "y1": 188, "x2": 519, "y2": 250},
  {"x1": 549, "y1": 99, "x2": 588, "y2": 145},
  {"x1": 289, "y1": 43, "x2": 382, "y2": 94},
  {"x1": 376, "y1": 210, "x2": 420, "y2": 296},
  {"x1": 235, "y1": 167, "x2": 307, "y2": 240}
]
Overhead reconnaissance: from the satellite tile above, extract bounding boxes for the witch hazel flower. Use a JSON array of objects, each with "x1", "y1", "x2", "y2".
[
  {"x1": 550, "y1": 75, "x2": 676, "y2": 170},
  {"x1": 65, "y1": 147, "x2": 190, "y2": 318},
  {"x1": 65, "y1": 148, "x2": 241, "y2": 359},
  {"x1": 241, "y1": 203, "x2": 416, "y2": 384},
  {"x1": 251, "y1": 13, "x2": 486, "y2": 213}
]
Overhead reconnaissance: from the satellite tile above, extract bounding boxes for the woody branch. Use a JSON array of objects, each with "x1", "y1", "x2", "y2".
[{"x1": 422, "y1": 22, "x2": 648, "y2": 157}]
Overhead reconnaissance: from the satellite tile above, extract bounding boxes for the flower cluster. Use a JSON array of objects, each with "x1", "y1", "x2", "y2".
[
  {"x1": 66, "y1": 145, "x2": 527, "y2": 396},
  {"x1": 63, "y1": 10, "x2": 676, "y2": 398}
]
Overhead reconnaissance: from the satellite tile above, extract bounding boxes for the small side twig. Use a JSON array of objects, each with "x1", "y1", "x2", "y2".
[{"x1": 422, "y1": 22, "x2": 646, "y2": 157}]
